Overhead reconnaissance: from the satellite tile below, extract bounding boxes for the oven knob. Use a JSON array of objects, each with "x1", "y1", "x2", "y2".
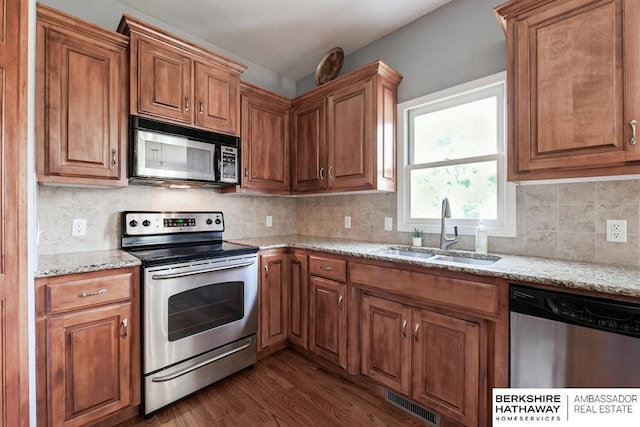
[
  {"x1": 129, "y1": 220, "x2": 138, "y2": 228},
  {"x1": 215, "y1": 218, "x2": 222, "y2": 225},
  {"x1": 142, "y1": 219, "x2": 151, "y2": 227},
  {"x1": 206, "y1": 218, "x2": 213, "y2": 225}
]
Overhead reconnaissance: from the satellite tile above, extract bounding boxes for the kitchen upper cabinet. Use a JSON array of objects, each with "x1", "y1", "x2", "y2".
[
  {"x1": 36, "y1": 4, "x2": 128, "y2": 186},
  {"x1": 292, "y1": 61, "x2": 401, "y2": 193},
  {"x1": 118, "y1": 15, "x2": 246, "y2": 136},
  {"x1": 308, "y1": 254, "x2": 348, "y2": 368},
  {"x1": 496, "y1": 0, "x2": 640, "y2": 180},
  {"x1": 36, "y1": 267, "x2": 141, "y2": 427},
  {"x1": 292, "y1": 98, "x2": 325, "y2": 192},
  {"x1": 287, "y1": 250, "x2": 308, "y2": 348},
  {"x1": 238, "y1": 82, "x2": 291, "y2": 193},
  {"x1": 259, "y1": 250, "x2": 288, "y2": 352}
]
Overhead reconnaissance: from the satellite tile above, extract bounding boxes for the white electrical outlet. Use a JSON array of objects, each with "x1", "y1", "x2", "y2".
[
  {"x1": 266, "y1": 216, "x2": 273, "y2": 227},
  {"x1": 606, "y1": 219, "x2": 627, "y2": 243},
  {"x1": 384, "y1": 217, "x2": 393, "y2": 231},
  {"x1": 72, "y1": 218, "x2": 87, "y2": 236},
  {"x1": 344, "y1": 216, "x2": 351, "y2": 229}
]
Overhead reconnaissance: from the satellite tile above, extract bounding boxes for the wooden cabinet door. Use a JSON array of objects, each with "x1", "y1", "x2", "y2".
[
  {"x1": 194, "y1": 61, "x2": 240, "y2": 135},
  {"x1": 1, "y1": 0, "x2": 27, "y2": 425},
  {"x1": 326, "y1": 78, "x2": 375, "y2": 190},
  {"x1": 411, "y1": 309, "x2": 480, "y2": 427},
  {"x1": 361, "y1": 295, "x2": 411, "y2": 395},
  {"x1": 259, "y1": 251, "x2": 288, "y2": 351},
  {"x1": 292, "y1": 98, "x2": 326, "y2": 192},
  {"x1": 37, "y1": 10, "x2": 128, "y2": 185},
  {"x1": 308, "y1": 276, "x2": 347, "y2": 368},
  {"x1": 136, "y1": 37, "x2": 192, "y2": 124},
  {"x1": 507, "y1": 0, "x2": 640, "y2": 178},
  {"x1": 47, "y1": 302, "x2": 132, "y2": 427},
  {"x1": 287, "y1": 251, "x2": 308, "y2": 348},
  {"x1": 241, "y1": 85, "x2": 291, "y2": 192}
]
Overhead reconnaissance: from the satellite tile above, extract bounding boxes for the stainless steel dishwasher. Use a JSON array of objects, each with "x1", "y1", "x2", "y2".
[{"x1": 510, "y1": 284, "x2": 640, "y2": 388}]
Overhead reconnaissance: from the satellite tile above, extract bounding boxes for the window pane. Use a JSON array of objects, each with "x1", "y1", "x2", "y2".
[
  {"x1": 410, "y1": 160, "x2": 498, "y2": 220},
  {"x1": 412, "y1": 96, "x2": 497, "y2": 164}
]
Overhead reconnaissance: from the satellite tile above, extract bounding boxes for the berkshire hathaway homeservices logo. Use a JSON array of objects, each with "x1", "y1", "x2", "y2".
[{"x1": 493, "y1": 389, "x2": 640, "y2": 427}]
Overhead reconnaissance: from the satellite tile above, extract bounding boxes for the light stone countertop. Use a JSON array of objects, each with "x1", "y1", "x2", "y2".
[
  {"x1": 35, "y1": 236, "x2": 640, "y2": 300},
  {"x1": 36, "y1": 249, "x2": 141, "y2": 278},
  {"x1": 231, "y1": 235, "x2": 640, "y2": 299}
]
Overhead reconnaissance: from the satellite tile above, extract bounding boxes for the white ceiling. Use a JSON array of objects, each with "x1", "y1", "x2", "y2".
[{"x1": 116, "y1": 0, "x2": 452, "y2": 81}]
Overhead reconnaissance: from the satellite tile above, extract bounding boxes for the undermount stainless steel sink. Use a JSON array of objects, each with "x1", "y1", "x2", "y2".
[
  {"x1": 428, "y1": 254, "x2": 498, "y2": 266},
  {"x1": 376, "y1": 249, "x2": 434, "y2": 259},
  {"x1": 375, "y1": 249, "x2": 500, "y2": 266}
]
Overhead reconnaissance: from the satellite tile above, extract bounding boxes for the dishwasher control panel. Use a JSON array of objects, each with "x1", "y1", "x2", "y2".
[{"x1": 510, "y1": 285, "x2": 640, "y2": 338}]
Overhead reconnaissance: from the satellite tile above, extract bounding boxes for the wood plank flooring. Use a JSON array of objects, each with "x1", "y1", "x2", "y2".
[{"x1": 116, "y1": 349, "x2": 425, "y2": 426}]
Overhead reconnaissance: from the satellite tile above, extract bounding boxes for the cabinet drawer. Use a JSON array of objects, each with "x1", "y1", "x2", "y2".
[
  {"x1": 309, "y1": 255, "x2": 347, "y2": 282},
  {"x1": 45, "y1": 271, "x2": 133, "y2": 314}
]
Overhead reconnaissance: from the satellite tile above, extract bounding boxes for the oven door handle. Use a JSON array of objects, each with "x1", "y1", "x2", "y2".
[
  {"x1": 151, "y1": 260, "x2": 255, "y2": 280},
  {"x1": 150, "y1": 338, "x2": 254, "y2": 383}
]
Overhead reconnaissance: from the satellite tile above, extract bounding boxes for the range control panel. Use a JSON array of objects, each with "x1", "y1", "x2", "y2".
[{"x1": 123, "y1": 211, "x2": 224, "y2": 236}]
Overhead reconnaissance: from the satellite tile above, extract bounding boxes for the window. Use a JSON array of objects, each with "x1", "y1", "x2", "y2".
[{"x1": 397, "y1": 72, "x2": 516, "y2": 237}]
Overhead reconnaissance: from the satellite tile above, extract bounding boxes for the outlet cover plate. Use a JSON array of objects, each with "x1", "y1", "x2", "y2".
[
  {"x1": 384, "y1": 217, "x2": 393, "y2": 231},
  {"x1": 606, "y1": 219, "x2": 627, "y2": 242},
  {"x1": 72, "y1": 218, "x2": 87, "y2": 236},
  {"x1": 266, "y1": 216, "x2": 273, "y2": 227},
  {"x1": 344, "y1": 216, "x2": 351, "y2": 229}
]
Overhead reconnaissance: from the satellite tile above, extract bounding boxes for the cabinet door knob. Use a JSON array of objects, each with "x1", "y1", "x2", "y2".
[
  {"x1": 414, "y1": 323, "x2": 420, "y2": 341},
  {"x1": 122, "y1": 318, "x2": 128, "y2": 338},
  {"x1": 630, "y1": 119, "x2": 637, "y2": 145},
  {"x1": 111, "y1": 149, "x2": 117, "y2": 167},
  {"x1": 402, "y1": 320, "x2": 407, "y2": 337},
  {"x1": 185, "y1": 96, "x2": 190, "y2": 112}
]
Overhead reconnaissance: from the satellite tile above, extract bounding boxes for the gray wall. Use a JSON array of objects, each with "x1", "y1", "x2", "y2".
[
  {"x1": 39, "y1": 0, "x2": 296, "y2": 97},
  {"x1": 296, "y1": 0, "x2": 507, "y2": 102}
]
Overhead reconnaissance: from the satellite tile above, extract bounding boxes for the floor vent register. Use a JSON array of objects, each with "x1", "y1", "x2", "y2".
[{"x1": 385, "y1": 389, "x2": 441, "y2": 427}]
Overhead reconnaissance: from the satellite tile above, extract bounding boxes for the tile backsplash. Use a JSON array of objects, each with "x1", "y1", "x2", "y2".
[{"x1": 37, "y1": 179, "x2": 640, "y2": 267}]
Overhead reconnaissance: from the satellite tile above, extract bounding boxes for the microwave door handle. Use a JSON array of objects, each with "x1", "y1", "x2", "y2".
[{"x1": 151, "y1": 260, "x2": 255, "y2": 280}]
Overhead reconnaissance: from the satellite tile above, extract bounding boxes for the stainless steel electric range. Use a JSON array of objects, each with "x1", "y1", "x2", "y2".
[{"x1": 121, "y1": 211, "x2": 259, "y2": 416}]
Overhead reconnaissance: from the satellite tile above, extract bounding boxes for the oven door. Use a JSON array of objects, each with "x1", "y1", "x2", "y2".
[{"x1": 143, "y1": 254, "x2": 257, "y2": 374}]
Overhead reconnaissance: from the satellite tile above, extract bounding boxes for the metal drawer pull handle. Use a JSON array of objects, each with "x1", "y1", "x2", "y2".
[
  {"x1": 199, "y1": 99, "x2": 204, "y2": 115},
  {"x1": 320, "y1": 266, "x2": 332, "y2": 271},
  {"x1": 78, "y1": 288, "x2": 107, "y2": 298},
  {"x1": 630, "y1": 119, "x2": 637, "y2": 145},
  {"x1": 319, "y1": 167, "x2": 324, "y2": 180},
  {"x1": 151, "y1": 260, "x2": 255, "y2": 280},
  {"x1": 185, "y1": 96, "x2": 190, "y2": 112},
  {"x1": 152, "y1": 338, "x2": 253, "y2": 382},
  {"x1": 328, "y1": 166, "x2": 333, "y2": 179},
  {"x1": 402, "y1": 320, "x2": 407, "y2": 337},
  {"x1": 338, "y1": 295, "x2": 343, "y2": 306},
  {"x1": 122, "y1": 318, "x2": 128, "y2": 338},
  {"x1": 111, "y1": 149, "x2": 117, "y2": 167},
  {"x1": 414, "y1": 323, "x2": 420, "y2": 341}
]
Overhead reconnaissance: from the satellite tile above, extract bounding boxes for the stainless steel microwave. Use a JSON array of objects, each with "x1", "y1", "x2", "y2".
[{"x1": 129, "y1": 116, "x2": 239, "y2": 187}]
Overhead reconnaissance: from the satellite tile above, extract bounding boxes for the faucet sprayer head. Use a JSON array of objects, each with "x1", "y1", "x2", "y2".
[{"x1": 442, "y1": 197, "x2": 451, "y2": 218}]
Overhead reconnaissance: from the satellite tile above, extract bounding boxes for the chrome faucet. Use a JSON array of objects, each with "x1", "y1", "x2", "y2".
[{"x1": 440, "y1": 197, "x2": 458, "y2": 250}]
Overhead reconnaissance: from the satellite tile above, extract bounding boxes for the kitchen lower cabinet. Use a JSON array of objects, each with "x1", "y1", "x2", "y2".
[
  {"x1": 36, "y1": 267, "x2": 140, "y2": 427},
  {"x1": 412, "y1": 308, "x2": 480, "y2": 427},
  {"x1": 360, "y1": 294, "x2": 480, "y2": 427},
  {"x1": 259, "y1": 250, "x2": 288, "y2": 351},
  {"x1": 308, "y1": 276, "x2": 347, "y2": 369},
  {"x1": 287, "y1": 250, "x2": 308, "y2": 348},
  {"x1": 36, "y1": 4, "x2": 129, "y2": 186}
]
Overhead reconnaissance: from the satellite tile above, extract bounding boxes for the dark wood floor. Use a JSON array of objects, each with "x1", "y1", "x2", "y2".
[{"x1": 116, "y1": 349, "x2": 425, "y2": 426}]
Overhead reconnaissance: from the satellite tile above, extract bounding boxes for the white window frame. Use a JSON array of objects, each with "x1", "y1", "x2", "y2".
[{"x1": 397, "y1": 71, "x2": 516, "y2": 237}]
